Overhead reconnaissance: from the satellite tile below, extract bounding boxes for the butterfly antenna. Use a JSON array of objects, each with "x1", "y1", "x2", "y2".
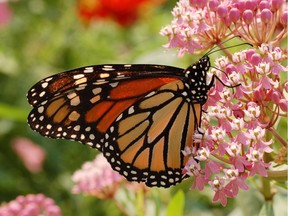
[
  {"x1": 206, "y1": 42, "x2": 253, "y2": 56},
  {"x1": 203, "y1": 35, "x2": 242, "y2": 56},
  {"x1": 210, "y1": 66, "x2": 241, "y2": 88}
]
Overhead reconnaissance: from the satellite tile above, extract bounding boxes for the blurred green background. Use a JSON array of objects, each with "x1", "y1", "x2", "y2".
[{"x1": 0, "y1": 0, "x2": 286, "y2": 215}]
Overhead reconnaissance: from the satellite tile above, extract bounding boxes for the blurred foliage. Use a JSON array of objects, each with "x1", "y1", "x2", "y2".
[{"x1": 0, "y1": 0, "x2": 286, "y2": 216}]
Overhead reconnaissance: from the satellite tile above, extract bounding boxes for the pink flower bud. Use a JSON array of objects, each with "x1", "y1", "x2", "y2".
[
  {"x1": 208, "y1": 0, "x2": 220, "y2": 12},
  {"x1": 217, "y1": 5, "x2": 228, "y2": 18},
  {"x1": 229, "y1": 8, "x2": 240, "y2": 22},
  {"x1": 235, "y1": 1, "x2": 246, "y2": 12},
  {"x1": 261, "y1": 9, "x2": 272, "y2": 23},
  {"x1": 245, "y1": 0, "x2": 258, "y2": 11},
  {"x1": 270, "y1": 90, "x2": 281, "y2": 103},
  {"x1": 284, "y1": 82, "x2": 288, "y2": 92},
  {"x1": 226, "y1": 63, "x2": 238, "y2": 74},
  {"x1": 250, "y1": 53, "x2": 262, "y2": 65},
  {"x1": 279, "y1": 99, "x2": 288, "y2": 112},
  {"x1": 233, "y1": 109, "x2": 245, "y2": 118},
  {"x1": 190, "y1": 0, "x2": 207, "y2": 8},
  {"x1": 280, "y1": 11, "x2": 288, "y2": 26},
  {"x1": 243, "y1": 10, "x2": 254, "y2": 24},
  {"x1": 245, "y1": 49, "x2": 256, "y2": 61},
  {"x1": 271, "y1": 0, "x2": 283, "y2": 12},
  {"x1": 259, "y1": 0, "x2": 270, "y2": 11},
  {"x1": 254, "y1": 88, "x2": 265, "y2": 101}
]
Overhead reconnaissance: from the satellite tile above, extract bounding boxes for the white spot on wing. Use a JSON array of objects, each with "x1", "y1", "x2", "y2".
[
  {"x1": 90, "y1": 95, "x2": 100, "y2": 104},
  {"x1": 39, "y1": 91, "x2": 45, "y2": 97},
  {"x1": 100, "y1": 73, "x2": 110, "y2": 78},
  {"x1": 84, "y1": 67, "x2": 93, "y2": 73},
  {"x1": 70, "y1": 96, "x2": 80, "y2": 106},
  {"x1": 73, "y1": 74, "x2": 85, "y2": 79},
  {"x1": 110, "y1": 82, "x2": 118, "y2": 87},
  {"x1": 41, "y1": 82, "x2": 48, "y2": 88},
  {"x1": 92, "y1": 88, "x2": 101, "y2": 95},
  {"x1": 74, "y1": 125, "x2": 80, "y2": 131},
  {"x1": 102, "y1": 65, "x2": 115, "y2": 71},
  {"x1": 89, "y1": 134, "x2": 95, "y2": 140},
  {"x1": 75, "y1": 77, "x2": 87, "y2": 85},
  {"x1": 38, "y1": 106, "x2": 44, "y2": 113},
  {"x1": 67, "y1": 92, "x2": 77, "y2": 99},
  {"x1": 45, "y1": 77, "x2": 53, "y2": 82},
  {"x1": 128, "y1": 106, "x2": 134, "y2": 114}
]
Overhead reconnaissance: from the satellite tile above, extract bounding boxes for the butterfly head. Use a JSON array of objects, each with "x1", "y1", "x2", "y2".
[
  {"x1": 185, "y1": 55, "x2": 210, "y2": 82},
  {"x1": 184, "y1": 55, "x2": 212, "y2": 103}
]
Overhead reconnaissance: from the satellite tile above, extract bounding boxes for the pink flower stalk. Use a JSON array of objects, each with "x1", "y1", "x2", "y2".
[
  {"x1": 0, "y1": 194, "x2": 61, "y2": 216},
  {"x1": 160, "y1": 0, "x2": 287, "y2": 56},
  {"x1": 162, "y1": 0, "x2": 287, "y2": 207},
  {"x1": 72, "y1": 154, "x2": 124, "y2": 199},
  {"x1": 11, "y1": 137, "x2": 46, "y2": 173}
]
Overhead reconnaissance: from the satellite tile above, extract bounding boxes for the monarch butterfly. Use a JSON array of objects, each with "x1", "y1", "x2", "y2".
[{"x1": 27, "y1": 44, "x2": 243, "y2": 187}]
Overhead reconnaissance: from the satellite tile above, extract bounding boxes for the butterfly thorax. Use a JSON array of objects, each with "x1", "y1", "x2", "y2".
[{"x1": 184, "y1": 55, "x2": 211, "y2": 104}]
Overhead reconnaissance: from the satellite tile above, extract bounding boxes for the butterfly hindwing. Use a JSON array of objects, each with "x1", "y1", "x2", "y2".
[{"x1": 102, "y1": 80, "x2": 202, "y2": 187}]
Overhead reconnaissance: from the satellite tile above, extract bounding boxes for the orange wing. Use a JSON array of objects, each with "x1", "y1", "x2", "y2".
[
  {"x1": 27, "y1": 64, "x2": 203, "y2": 187},
  {"x1": 102, "y1": 79, "x2": 202, "y2": 187},
  {"x1": 27, "y1": 73, "x2": 182, "y2": 151}
]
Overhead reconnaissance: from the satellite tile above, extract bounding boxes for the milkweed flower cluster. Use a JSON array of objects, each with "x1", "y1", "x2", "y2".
[
  {"x1": 160, "y1": 0, "x2": 287, "y2": 56},
  {"x1": 72, "y1": 154, "x2": 124, "y2": 199},
  {"x1": 0, "y1": 194, "x2": 61, "y2": 216},
  {"x1": 72, "y1": 154, "x2": 148, "y2": 199},
  {"x1": 162, "y1": 0, "x2": 287, "y2": 207},
  {"x1": 72, "y1": 154, "x2": 148, "y2": 215}
]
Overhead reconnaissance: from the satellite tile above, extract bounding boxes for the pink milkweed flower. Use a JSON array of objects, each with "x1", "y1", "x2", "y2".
[
  {"x1": 11, "y1": 137, "x2": 46, "y2": 173},
  {"x1": 247, "y1": 126, "x2": 273, "y2": 153},
  {"x1": 72, "y1": 154, "x2": 124, "y2": 199},
  {"x1": 224, "y1": 168, "x2": 249, "y2": 196},
  {"x1": 0, "y1": 194, "x2": 61, "y2": 216},
  {"x1": 182, "y1": 158, "x2": 206, "y2": 190},
  {"x1": 209, "y1": 177, "x2": 234, "y2": 206},
  {"x1": 225, "y1": 142, "x2": 250, "y2": 172},
  {"x1": 246, "y1": 148, "x2": 270, "y2": 177}
]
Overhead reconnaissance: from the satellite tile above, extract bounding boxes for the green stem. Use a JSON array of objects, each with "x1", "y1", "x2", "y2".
[
  {"x1": 211, "y1": 152, "x2": 231, "y2": 164},
  {"x1": 261, "y1": 177, "x2": 274, "y2": 201},
  {"x1": 268, "y1": 127, "x2": 288, "y2": 147},
  {"x1": 267, "y1": 169, "x2": 288, "y2": 181}
]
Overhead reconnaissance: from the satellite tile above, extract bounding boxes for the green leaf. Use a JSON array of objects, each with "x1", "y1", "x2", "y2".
[
  {"x1": 166, "y1": 190, "x2": 185, "y2": 216},
  {"x1": 0, "y1": 103, "x2": 28, "y2": 122},
  {"x1": 259, "y1": 201, "x2": 274, "y2": 216}
]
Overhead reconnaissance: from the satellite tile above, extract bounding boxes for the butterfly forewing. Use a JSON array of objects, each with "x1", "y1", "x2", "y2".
[
  {"x1": 27, "y1": 64, "x2": 185, "y2": 151},
  {"x1": 27, "y1": 64, "x2": 184, "y2": 105}
]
